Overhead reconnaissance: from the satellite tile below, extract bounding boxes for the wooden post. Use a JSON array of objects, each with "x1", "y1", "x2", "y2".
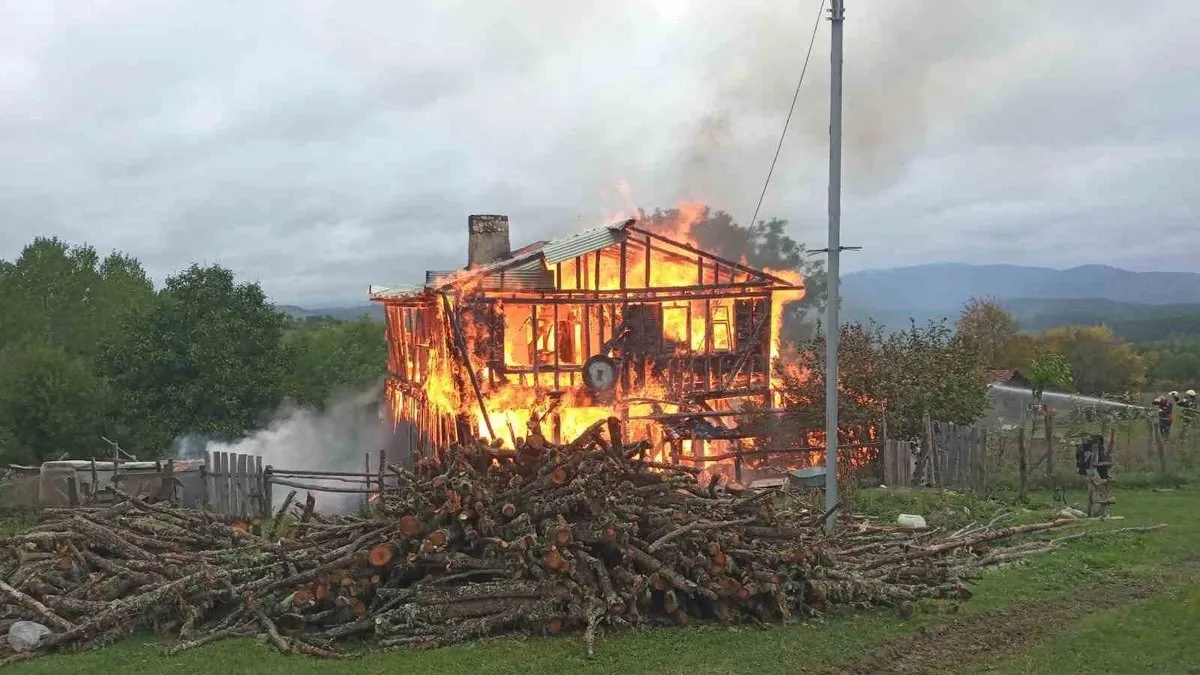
[
  {"x1": 67, "y1": 476, "x2": 80, "y2": 507},
  {"x1": 1044, "y1": 408, "x2": 1055, "y2": 478},
  {"x1": 977, "y1": 427, "x2": 988, "y2": 492},
  {"x1": 262, "y1": 466, "x2": 275, "y2": 518},
  {"x1": 1018, "y1": 426, "x2": 1029, "y2": 501},
  {"x1": 220, "y1": 452, "x2": 231, "y2": 516},
  {"x1": 1146, "y1": 418, "x2": 1155, "y2": 468},
  {"x1": 89, "y1": 458, "x2": 98, "y2": 502},
  {"x1": 364, "y1": 452, "x2": 373, "y2": 510},
  {"x1": 378, "y1": 447, "x2": 386, "y2": 496},
  {"x1": 202, "y1": 451, "x2": 212, "y2": 509},
  {"x1": 883, "y1": 439, "x2": 896, "y2": 486},
  {"x1": 236, "y1": 454, "x2": 248, "y2": 518},
  {"x1": 164, "y1": 458, "x2": 177, "y2": 505},
  {"x1": 254, "y1": 455, "x2": 264, "y2": 515},
  {"x1": 1153, "y1": 421, "x2": 1168, "y2": 478}
]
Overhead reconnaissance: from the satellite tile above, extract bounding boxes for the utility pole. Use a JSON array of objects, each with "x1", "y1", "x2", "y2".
[{"x1": 824, "y1": 0, "x2": 845, "y2": 535}]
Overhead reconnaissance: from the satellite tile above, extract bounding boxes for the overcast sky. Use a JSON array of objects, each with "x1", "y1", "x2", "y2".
[{"x1": 1, "y1": 1, "x2": 1197, "y2": 306}]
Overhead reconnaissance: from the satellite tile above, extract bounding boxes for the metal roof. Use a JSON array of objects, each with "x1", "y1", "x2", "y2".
[
  {"x1": 368, "y1": 284, "x2": 427, "y2": 300},
  {"x1": 541, "y1": 221, "x2": 629, "y2": 264},
  {"x1": 371, "y1": 218, "x2": 639, "y2": 297}
]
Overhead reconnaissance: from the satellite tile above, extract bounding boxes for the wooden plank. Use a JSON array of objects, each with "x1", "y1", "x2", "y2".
[
  {"x1": 213, "y1": 452, "x2": 223, "y2": 515},
  {"x1": 238, "y1": 454, "x2": 249, "y2": 518},
  {"x1": 222, "y1": 452, "x2": 233, "y2": 516},
  {"x1": 255, "y1": 455, "x2": 265, "y2": 517},
  {"x1": 883, "y1": 440, "x2": 895, "y2": 486}
]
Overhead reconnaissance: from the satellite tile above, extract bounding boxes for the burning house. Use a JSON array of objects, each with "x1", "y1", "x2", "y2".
[{"x1": 370, "y1": 212, "x2": 816, "y2": 481}]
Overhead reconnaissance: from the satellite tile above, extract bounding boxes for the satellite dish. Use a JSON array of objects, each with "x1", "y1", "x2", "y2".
[{"x1": 583, "y1": 355, "x2": 618, "y2": 392}]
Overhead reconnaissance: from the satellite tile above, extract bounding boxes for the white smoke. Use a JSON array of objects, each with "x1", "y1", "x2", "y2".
[{"x1": 181, "y1": 383, "x2": 386, "y2": 514}]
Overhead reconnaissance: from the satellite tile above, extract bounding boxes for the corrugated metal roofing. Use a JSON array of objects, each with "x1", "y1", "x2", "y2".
[
  {"x1": 372, "y1": 218, "x2": 634, "y2": 296},
  {"x1": 368, "y1": 284, "x2": 426, "y2": 299},
  {"x1": 541, "y1": 222, "x2": 628, "y2": 264}
]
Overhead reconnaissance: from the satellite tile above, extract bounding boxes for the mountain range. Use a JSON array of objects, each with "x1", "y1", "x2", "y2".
[{"x1": 278, "y1": 263, "x2": 1200, "y2": 339}]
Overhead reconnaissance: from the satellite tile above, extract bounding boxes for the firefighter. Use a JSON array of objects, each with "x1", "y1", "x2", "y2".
[
  {"x1": 1182, "y1": 389, "x2": 1197, "y2": 410},
  {"x1": 1152, "y1": 395, "x2": 1175, "y2": 439}
]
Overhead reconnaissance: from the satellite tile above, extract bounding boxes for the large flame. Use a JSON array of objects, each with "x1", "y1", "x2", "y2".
[{"x1": 385, "y1": 197, "x2": 878, "y2": 484}]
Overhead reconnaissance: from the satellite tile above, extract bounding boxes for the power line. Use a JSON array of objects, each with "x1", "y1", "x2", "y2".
[{"x1": 742, "y1": 0, "x2": 826, "y2": 231}]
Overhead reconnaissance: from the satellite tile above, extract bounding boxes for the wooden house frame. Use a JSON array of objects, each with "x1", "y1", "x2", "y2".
[{"x1": 370, "y1": 215, "x2": 802, "y2": 462}]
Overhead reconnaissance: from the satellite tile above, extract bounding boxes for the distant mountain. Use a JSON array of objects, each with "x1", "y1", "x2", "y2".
[
  {"x1": 277, "y1": 303, "x2": 383, "y2": 322},
  {"x1": 841, "y1": 263, "x2": 1200, "y2": 338},
  {"x1": 842, "y1": 264, "x2": 1200, "y2": 311}
]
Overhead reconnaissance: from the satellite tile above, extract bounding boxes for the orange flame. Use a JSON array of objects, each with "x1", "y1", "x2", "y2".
[{"x1": 384, "y1": 194, "x2": 877, "y2": 483}]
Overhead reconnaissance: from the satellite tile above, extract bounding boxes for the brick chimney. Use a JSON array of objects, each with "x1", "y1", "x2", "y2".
[{"x1": 467, "y1": 214, "x2": 511, "y2": 268}]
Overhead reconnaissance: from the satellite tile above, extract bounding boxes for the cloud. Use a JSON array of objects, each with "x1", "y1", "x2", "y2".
[{"x1": 0, "y1": 1, "x2": 1196, "y2": 305}]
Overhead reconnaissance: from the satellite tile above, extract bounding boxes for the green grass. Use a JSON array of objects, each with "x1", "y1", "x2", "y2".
[
  {"x1": 978, "y1": 583, "x2": 1200, "y2": 674},
  {"x1": 5, "y1": 489, "x2": 1199, "y2": 675}
]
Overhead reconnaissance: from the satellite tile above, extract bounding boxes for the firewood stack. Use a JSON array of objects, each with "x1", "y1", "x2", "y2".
[{"x1": 0, "y1": 417, "x2": 1078, "y2": 663}]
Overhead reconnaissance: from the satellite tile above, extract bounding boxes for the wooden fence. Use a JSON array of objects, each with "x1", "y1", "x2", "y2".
[
  {"x1": 202, "y1": 451, "x2": 266, "y2": 519},
  {"x1": 880, "y1": 440, "x2": 913, "y2": 488}
]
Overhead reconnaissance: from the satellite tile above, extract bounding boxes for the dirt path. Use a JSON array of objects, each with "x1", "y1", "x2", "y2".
[{"x1": 818, "y1": 572, "x2": 1183, "y2": 675}]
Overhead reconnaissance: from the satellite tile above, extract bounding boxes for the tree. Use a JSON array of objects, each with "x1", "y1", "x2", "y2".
[
  {"x1": 0, "y1": 238, "x2": 153, "y2": 359},
  {"x1": 956, "y1": 297, "x2": 1032, "y2": 370},
  {"x1": 878, "y1": 320, "x2": 991, "y2": 441},
  {"x1": 771, "y1": 318, "x2": 990, "y2": 443},
  {"x1": 282, "y1": 316, "x2": 387, "y2": 406},
  {"x1": 0, "y1": 341, "x2": 109, "y2": 464},
  {"x1": 101, "y1": 265, "x2": 288, "y2": 455},
  {"x1": 1038, "y1": 325, "x2": 1146, "y2": 395},
  {"x1": 1025, "y1": 350, "x2": 1073, "y2": 406}
]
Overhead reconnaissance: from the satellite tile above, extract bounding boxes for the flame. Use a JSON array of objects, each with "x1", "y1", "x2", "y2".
[{"x1": 383, "y1": 196, "x2": 877, "y2": 483}]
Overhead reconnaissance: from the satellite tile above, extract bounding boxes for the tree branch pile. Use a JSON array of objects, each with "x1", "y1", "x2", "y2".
[{"x1": 0, "y1": 417, "x2": 1090, "y2": 662}]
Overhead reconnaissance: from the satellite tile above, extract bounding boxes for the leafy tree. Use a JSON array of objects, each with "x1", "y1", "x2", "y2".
[
  {"x1": 282, "y1": 317, "x2": 387, "y2": 406},
  {"x1": 878, "y1": 320, "x2": 991, "y2": 440},
  {"x1": 0, "y1": 238, "x2": 153, "y2": 359},
  {"x1": 771, "y1": 318, "x2": 990, "y2": 443},
  {"x1": 101, "y1": 265, "x2": 288, "y2": 455},
  {"x1": 0, "y1": 341, "x2": 109, "y2": 463},
  {"x1": 956, "y1": 297, "x2": 1033, "y2": 370},
  {"x1": 1037, "y1": 325, "x2": 1146, "y2": 395},
  {"x1": 1025, "y1": 349, "x2": 1073, "y2": 406}
]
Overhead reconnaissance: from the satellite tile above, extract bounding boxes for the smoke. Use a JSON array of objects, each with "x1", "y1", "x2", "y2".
[
  {"x1": 174, "y1": 383, "x2": 385, "y2": 514},
  {"x1": 677, "y1": 0, "x2": 1041, "y2": 201}
]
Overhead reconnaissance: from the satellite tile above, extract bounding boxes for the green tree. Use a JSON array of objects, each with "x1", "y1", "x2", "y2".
[
  {"x1": 879, "y1": 320, "x2": 991, "y2": 440},
  {"x1": 1038, "y1": 325, "x2": 1146, "y2": 395},
  {"x1": 101, "y1": 265, "x2": 288, "y2": 455},
  {"x1": 282, "y1": 316, "x2": 387, "y2": 405},
  {"x1": 0, "y1": 238, "x2": 153, "y2": 358},
  {"x1": 1026, "y1": 349, "x2": 1073, "y2": 405},
  {"x1": 771, "y1": 318, "x2": 990, "y2": 443},
  {"x1": 956, "y1": 297, "x2": 1032, "y2": 370},
  {"x1": 0, "y1": 341, "x2": 109, "y2": 463}
]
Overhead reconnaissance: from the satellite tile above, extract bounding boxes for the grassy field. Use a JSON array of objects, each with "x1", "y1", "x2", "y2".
[{"x1": 5, "y1": 487, "x2": 1198, "y2": 675}]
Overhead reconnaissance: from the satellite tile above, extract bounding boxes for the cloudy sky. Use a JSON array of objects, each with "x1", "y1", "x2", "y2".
[{"x1": 1, "y1": 1, "x2": 1197, "y2": 305}]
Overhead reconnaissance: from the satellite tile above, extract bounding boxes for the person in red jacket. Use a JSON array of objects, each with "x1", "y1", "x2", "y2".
[{"x1": 1152, "y1": 395, "x2": 1175, "y2": 439}]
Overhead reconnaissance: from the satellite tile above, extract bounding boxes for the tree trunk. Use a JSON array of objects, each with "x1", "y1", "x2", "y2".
[
  {"x1": 1043, "y1": 409, "x2": 1055, "y2": 478},
  {"x1": 1017, "y1": 426, "x2": 1028, "y2": 501}
]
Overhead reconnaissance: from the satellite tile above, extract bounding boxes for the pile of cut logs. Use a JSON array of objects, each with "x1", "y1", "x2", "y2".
[{"x1": 0, "y1": 418, "x2": 1081, "y2": 663}]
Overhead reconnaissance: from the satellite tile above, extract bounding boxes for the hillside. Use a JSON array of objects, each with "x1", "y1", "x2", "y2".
[{"x1": 842, "y1": 263, "x2": 1200, "y2": 311}]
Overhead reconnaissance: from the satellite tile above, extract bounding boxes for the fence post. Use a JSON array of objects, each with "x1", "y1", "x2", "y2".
[
  {"x1": 262, "y1": 466, "x2": 274, "y2": 518},
  {"x1": 1153, "y1": 421, "x2": 1168, "y2": 478},
  {"x1": 236, "y1": 454, "x2": 249, "y2": 518},
  {"x1": 1018, "y1": 426, "x2": 1029, "y2": 500},
  {"x1": 975, "y1": 428, "x2": 986, "y2": 492},
  {"x1": 1044, "y1": 409, "x2": 1055, "y2": 478},
  {"x1": 254, "y1": 456, "x2": 264, "y2": 518},
  {"x1": 883, "y1": 439, "x2": 896, "y2": 486}
]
